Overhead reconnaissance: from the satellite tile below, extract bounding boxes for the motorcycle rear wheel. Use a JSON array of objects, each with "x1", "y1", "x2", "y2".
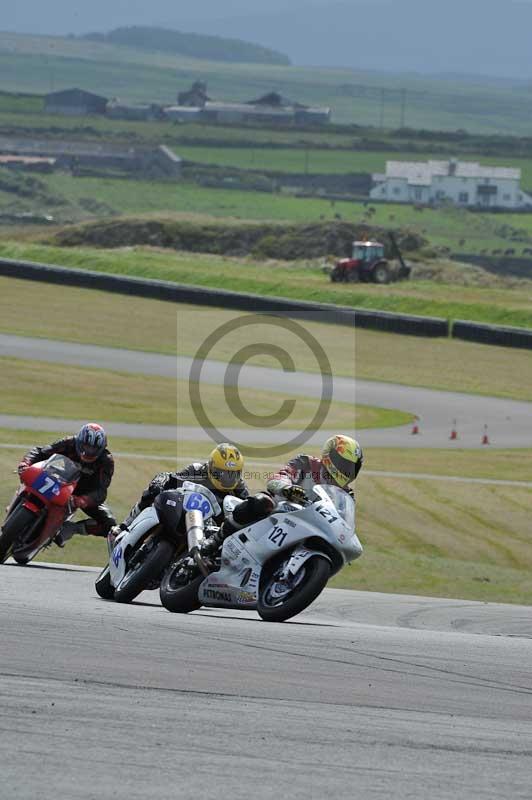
[
  {"x1": 159, "y1": 565, "x2": 203, "y2": 613},
  {"x1": 0, "y1": 506, "x2": 37, "y2": 564},
  {"x1": 114, "y1": 538, "x2": 174, "y2": 604},
  {"x1": 95, "y1": 564, "x2": 115, "y2": 600},
  {"x1": 257, "y1": 554, "x2": 330, "y2": 623}
]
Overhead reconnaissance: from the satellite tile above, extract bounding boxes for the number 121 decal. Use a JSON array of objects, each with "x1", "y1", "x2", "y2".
[{"x1": 268, "y1": 526, "x2": 288, "y2": 547}]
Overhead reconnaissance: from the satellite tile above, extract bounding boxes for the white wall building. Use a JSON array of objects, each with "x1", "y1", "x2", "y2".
[{"x1": 370, "y1": 159, "x2": 532, "y2": 209}]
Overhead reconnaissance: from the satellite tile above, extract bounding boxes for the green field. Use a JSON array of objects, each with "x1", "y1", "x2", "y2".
[
  {"x1": 2, "y1": 31, "x2": 532, "y2": 133},
  {"x1": 1, "y1": 276, "x2": 532, "y2": 402},
  {"x1": 3, "y1": 167, "x2": 532, "y2": 262},
  {"x1": 176, "y1": 144, "x2": 532, "y2": 188}
]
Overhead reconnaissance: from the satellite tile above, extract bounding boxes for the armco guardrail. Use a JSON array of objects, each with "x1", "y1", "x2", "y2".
[
  {"x1": 0, "y1": 257, "x2": 450, "y2": 337},
  {"x1": 452, "y1": 320, "x2": 532, "y2": 350}
]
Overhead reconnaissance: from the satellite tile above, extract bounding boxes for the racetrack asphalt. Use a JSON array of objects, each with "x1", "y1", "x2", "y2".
[
  {"x1": 2, "y1": 562, "x2": 532, "y2": 800},
  {"x1": 1, "y1": 333, "x2": 531, "y2": 448}
]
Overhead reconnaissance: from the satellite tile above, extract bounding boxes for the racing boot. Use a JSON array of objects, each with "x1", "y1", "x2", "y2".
[
  {"x1": 54, "y1": 520, "x2": 88, "y2": 548},
  {"x1": 107, "y1": 523, "x2": 127, "y2": 550}
]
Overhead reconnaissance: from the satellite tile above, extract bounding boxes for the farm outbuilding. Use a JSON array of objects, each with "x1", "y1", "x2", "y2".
[
  {"x1": 44, "y1": 88, "x2": 108, "y2": 116},
  {"x1": 106, "y1": 101, "x2": 165, "y2": 121}
]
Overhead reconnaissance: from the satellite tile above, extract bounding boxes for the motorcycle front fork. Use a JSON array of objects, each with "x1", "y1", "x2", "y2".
[{"x1": 4, "y1": 487, "x2": 22, "y2": 516}]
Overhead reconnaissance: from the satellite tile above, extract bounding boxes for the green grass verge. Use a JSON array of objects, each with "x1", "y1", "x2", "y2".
[
  {"x1": 1, "y1": 276, "x2": 532, "y2": 401},
  {"x1": 0, "y1": 356, "x2": 411, "y2": 431},
  {"x1": 2, "y1": 238, "x2": 532, "y2": 328}
]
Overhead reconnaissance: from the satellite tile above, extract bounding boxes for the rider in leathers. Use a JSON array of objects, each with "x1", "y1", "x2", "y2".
[
  {"x1": 206, "y1": 434, "x2": 364, "y2": 550},
  {"x1": 266, "y1": 435, "x2": 363, "y2": 500},
  {"x1": 18, "y1": 423, "x2": 116, "y2": 544},
  {"x1": 115, "y1": 444, "x2": 252, "y2": 535}
]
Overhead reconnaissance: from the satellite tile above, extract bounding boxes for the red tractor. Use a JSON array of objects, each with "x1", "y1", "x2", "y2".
[{"x1": 330, "y1": 233, "x2": 411, "y2": 284}]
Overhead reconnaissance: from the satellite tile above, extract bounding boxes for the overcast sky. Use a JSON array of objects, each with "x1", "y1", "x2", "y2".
[{"x1": 3, "y1": 0, "x2": 532, "y2": 78}]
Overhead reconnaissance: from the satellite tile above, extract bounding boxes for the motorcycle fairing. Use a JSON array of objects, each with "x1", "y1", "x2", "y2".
[
  {"x1": 198, "y1": 532, "x2": 261, "y2": 608},
  {"x1": 197, "y1": 487, "x2": 362, "y2": 609},
  {"x1": 9, "y1": 455, "x2": 81, "y2": 561},
  {"x1": 109, "y1": 506, "x2": 159, "y2": 587}
]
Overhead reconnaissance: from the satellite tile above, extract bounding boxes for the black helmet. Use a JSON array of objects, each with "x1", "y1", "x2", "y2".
[{"x1": 75, "y1": 423, "x2": 107, "y2": 463}]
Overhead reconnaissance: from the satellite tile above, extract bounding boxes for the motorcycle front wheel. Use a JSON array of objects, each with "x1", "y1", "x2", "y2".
[
  {"x1": 0, "y1": 506, "x2": 37, "y2": 564},
  {"x1": 114, "y1": 538, "x2": 174, "y2": 604},
  {"x1": 95, "y1": 564, "x2": 115, "y2": 600},
  {"x1": 257, "y1": 554, "x2": 331, "y2": 623},
  {"x1": 159, "y1": 564, "x2": 203, "y2": 613}
]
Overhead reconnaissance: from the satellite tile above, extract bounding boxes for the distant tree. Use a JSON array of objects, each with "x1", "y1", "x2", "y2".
[{"x1": 82, "y1": 26, "x2": 290, "y2": 66}]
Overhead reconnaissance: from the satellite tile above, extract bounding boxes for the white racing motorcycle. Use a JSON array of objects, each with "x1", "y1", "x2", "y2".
[
  {"x1": 159, "y1": 484, "x2": 363, "y2": 623},
  {"x1": 95, "y1": 481, "x2": 221, "y2": 603}
]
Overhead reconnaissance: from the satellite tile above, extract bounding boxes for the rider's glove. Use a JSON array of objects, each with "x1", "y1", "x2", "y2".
[
  {"x1": 72, "y1": 495, "x2": 89, "y2": 509},
  {"x1": 17, "y1": 461, "x2": 29, "y2": 477},
  {"x1": 281, "y1": 485, "x2": 307, "y2": 504}
]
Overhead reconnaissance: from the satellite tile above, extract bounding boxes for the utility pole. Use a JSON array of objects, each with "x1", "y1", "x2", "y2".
[
  {"x1": 400, "y1": 88, "x2": 407, "y2": 128},
  {"x1": 379, "y1": 88, "x2": 385, "y2": 129}
]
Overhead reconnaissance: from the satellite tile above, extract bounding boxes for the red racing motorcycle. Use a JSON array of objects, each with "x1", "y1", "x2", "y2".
[{"x1": 0, "y1": 454, "x2": 80, "y2": 564}]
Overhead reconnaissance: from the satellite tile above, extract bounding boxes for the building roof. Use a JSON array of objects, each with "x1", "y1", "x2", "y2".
[
  {"x1": 44, "y1": 88, "x2": 108, "y2": 104},
  {"x1": 376, "y1": 159, "x2": 521, "y2": 185},
  {"x1": 248, "y1": 91, "x2": 295, "y2": 107},
  {"x1": 0, "y1": 155, "x2": 55, "y2": 165},
  {"x1": 204, "y1": 101, "x2": 294, "y2": 117}
]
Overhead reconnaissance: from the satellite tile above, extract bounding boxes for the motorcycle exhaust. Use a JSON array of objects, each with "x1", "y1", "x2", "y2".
[{"x1": 186, "y1": 510, "x2": 210, "y2": 577}]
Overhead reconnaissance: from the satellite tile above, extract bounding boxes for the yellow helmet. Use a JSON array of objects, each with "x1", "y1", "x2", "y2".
[
  {"x1": 207, "y1": 443, "x2": 244, "y2": 492},
  {"x1": 321, "y1": 434, "x2": 363, "y2": 488}
]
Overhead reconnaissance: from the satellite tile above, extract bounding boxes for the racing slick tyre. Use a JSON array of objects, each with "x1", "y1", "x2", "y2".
[
  {"x1": 0, "y1": 506, "x2": 36, "y2": 564},
  {"x1": 114, "y1": 538, "x2": 174, "y2": 604},
  {"x1": 257, "y1": 554, "x2": 331, "y2": 623},
  {"x1": 159, "y1": 566, "x2": 203, "y2": 613},
  {"x1": 95, "y1": 564, "x2": 115, "y2": 600}
]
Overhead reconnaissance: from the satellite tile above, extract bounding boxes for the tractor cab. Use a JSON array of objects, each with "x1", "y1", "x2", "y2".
[
  {"x1": 352, "y1": 241, "x2": 385, "y2": 263},
  {"x1": 329, "y1": 233, "x2": 410, "y2": 285}
]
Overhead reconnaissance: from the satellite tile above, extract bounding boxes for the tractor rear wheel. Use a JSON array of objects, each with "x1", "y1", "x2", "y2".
[{"x1": 373, "y1": 262, "x2": 390, "y2": 284}]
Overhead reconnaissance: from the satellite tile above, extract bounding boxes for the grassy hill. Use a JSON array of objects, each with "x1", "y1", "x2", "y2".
[
  {"x1": 2, "y1": 31, "x2": 532, "y2": 132},
  {"x1": 80, "y1": 26, "x2": 290, "y2": 65}
]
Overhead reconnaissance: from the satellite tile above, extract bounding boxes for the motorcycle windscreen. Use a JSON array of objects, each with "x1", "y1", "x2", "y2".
[
  {"x1": 42, "y1": 454, "x2": 81, "y2": 484},
  {"x1": 181, "y1": 481, "x2": 221, "y2": 519},
  {"x1": 313, "y1": 485, "x2": 355, "y2": 530}
]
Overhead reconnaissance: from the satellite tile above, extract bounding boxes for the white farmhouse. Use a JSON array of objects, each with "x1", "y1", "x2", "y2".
[{"x1": 370, "y1": 158, "x2": 532, "y2": 209}]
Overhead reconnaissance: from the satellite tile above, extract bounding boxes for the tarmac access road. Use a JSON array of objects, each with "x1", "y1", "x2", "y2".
[
  {"x1": 1, "y1": 333, "x2": 531, "y2": 449},
  {"x1": 2, "y1": 562, "x2": 532, "y2": 800}
]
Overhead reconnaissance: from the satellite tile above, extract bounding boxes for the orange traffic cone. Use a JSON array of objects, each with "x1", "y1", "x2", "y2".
[
  {"x1": 481, "y1": 424, "x2": 490, "y2": 445},
  {"x1": 449, "y1": 419, "x2": 458, "y2": 440},
  {"x1": 411, "y1": 416, "x2": 420, "y2": 435}
]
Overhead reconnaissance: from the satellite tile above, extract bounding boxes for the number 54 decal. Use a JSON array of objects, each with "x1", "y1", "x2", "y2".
[{"x1": 268, "y1": 526, "x2": 288, "y2": 547}]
